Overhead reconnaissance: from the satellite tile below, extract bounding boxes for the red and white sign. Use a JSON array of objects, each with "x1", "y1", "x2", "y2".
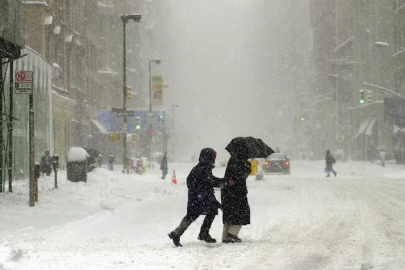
[{"x1": 15, "y1": 70, "x2": 33, "y2": 94}]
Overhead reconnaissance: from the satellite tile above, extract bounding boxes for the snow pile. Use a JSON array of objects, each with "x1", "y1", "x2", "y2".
[{"x1": 67, "y1": 147, "x2": 88, "y2": 162}]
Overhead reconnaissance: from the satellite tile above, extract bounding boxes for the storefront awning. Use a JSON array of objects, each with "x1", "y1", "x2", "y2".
[{"x1": 91, "y1": 119, "x2": 108, "y2": 134}]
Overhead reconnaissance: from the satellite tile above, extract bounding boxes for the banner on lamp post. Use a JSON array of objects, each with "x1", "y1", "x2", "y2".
[{"x1": 152, "y1": 75, "x2": 163, "y2": 106}]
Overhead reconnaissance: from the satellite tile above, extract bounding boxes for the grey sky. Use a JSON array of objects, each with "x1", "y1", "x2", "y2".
[{"x1": 158, "y1": 0, "x2": 283, "y2": 159}]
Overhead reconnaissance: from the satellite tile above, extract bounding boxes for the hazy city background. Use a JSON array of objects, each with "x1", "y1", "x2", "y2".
[
  {"x1": 2, "y1": 0, "x2": 405, "y2": 178},
  {"x1": 126, "y1": 0, "x2": 311, "y2": 159}
]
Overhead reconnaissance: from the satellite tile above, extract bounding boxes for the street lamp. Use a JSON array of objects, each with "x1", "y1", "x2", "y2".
[
  {"x1": 373, "y1": 41, "x2": 405, "y2": 101},
  {"x1": 375, "y1": 41, "x2": 405, "y2": 57},
  {"x1": 171, "y1": 104, "x2": 179, "y2": 161},
  {"x1": 121, "y1": 13, "x2": 141, "y2": 173},
  {"x1": 148, "y1": 58, "x2": 161, "y2": 168},
  {"x1": 328, "y1": 73, "x2": 339, "y2": 149}
]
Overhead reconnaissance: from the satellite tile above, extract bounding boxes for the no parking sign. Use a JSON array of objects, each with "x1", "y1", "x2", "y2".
[{"x1": 15, "y1": 70, "x2": 33, "y2": 94}]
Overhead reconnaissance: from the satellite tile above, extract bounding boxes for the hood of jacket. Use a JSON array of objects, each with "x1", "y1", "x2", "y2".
[{"x1": 199, "y1": 148, "x2": 216, "y2": 167}]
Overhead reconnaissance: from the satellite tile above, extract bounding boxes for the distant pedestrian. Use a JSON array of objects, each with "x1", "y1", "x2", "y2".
[
  {"x1": 379, "y1": 149, "x2": 386, "y2": 167},
  {"x1": 168, "y1": 148, "x2": 233, "y2": 247},
  {"x1": 394, "y1": 143, "x2": 401, "y2": 164},
  {"x1": 108, "y1": 155, "x2": 114, "y2": 171},
  {"x1": 160, "y1": 152, "x2": 168, "y2": 180},
  {"x1": 40, "y1": 150, "x2": 52, "y2": 176},
  {"x1": 325, "y1": 149, "x2": 337, "y2": 177}
]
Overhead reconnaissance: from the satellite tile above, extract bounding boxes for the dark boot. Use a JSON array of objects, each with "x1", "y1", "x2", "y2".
[
  {"x1": 222, "y1": 238, "x2": 235, "y2": 243},
  {"x1": 198, "y1": 211, "x2": 216, "y2": 243},
  {"x1": 169, "y1": 215, "x2": 196, "y2": 247},
  {"x1": 168, "y1": 231, "x2": 182, "y2": 247},
  {"x1": 198, "y1": 233, "x2": 217, "y2": 243},
  {"x1": 227, "y1": 233, "x2": 242, "y2": 242},
  {"x1": 222, "y1": 235, "x2": 235, "y2": 243}
]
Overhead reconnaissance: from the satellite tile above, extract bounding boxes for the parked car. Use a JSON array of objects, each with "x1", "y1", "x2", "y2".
[{"x1": 262, "y1": 153, "x2": 290, "y2": 174}]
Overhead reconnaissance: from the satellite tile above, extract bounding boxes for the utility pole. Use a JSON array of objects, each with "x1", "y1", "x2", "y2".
[
  {"x1": 148, "y1": 59, "x2": 161, "y2": 168},
  {"x1": 8, "y1": 60, "x2": 14, "y2": 192},
  {"x1": 122, "y1": 18, "x2": 128, "y2": 173},
  {"x1": 29, "y1": 85, "x2": 35, "y2": 206},
  {"x1": 0, "y1": 56, "x2": 3, "y2": 192},
  {"x1": 121, "y1": 13, "x2": 141, "y2": 173}
]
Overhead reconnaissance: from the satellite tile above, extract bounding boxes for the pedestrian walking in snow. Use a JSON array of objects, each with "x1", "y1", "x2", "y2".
[
  {"x1": 160, "y1": 152, "x2": 168, "y2": 180},
  {"x1": 221, "y1": 153, "x2": 251, "y2": 243},
  {"x1": 40, "y1": 150, "x2": 52, "y2": 176},
  {"x1": 168, "y1": 148, "x2": 233, "y2": 247},
  {"x1": 325, "y1": 149, "x2": 337, "y2": 177},
  {"x1": 221, "y1": 136, "x2": 274, "y2": 243},
  {"x1": 379, "y1": 149, "x2": 386, "y2": 167}
]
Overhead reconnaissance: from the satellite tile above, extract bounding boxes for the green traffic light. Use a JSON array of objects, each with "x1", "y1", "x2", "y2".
[
  {"x1": 359, "y1": 99, "x2": 365, "y2": 104},
  {"x1": 300, "y1": 117, "x2": 305, "y2": 121},
  {"x1": 136, "y1": 125, "x2": 141, "y2": 130}
]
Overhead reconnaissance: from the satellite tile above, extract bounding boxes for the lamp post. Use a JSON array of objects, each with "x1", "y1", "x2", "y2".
[
  {"x1": 121, "y1": 13, "x2": 141, "y2": 173},
  {"x1": 328, "y1": 74, "x2": 339, "y2": 149},
  {"x1": 375, "y1": 41, "x2": 405, "y2": 54},
  {"x1": 363, "y1": 82, "x2": 405, "y2": 101},
  {"x1": 162, "y1": 84, "x2": 170, "y2": 153},
  {"x1": 148, "y1": 58, "x2": 161, "y2": 168},
  {"x1": 171, "y1": 104, "x2": 179, "y2": 161}
]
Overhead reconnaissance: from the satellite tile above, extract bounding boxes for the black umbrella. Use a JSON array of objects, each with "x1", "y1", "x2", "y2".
[{"x1": 225, "y1": 137, "x2": 274, "y2": 159}]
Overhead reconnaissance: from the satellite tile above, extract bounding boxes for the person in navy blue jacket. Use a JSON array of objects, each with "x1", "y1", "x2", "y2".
[{"x1": 168, "y1": 148, "x2": 233, "y2": 247}]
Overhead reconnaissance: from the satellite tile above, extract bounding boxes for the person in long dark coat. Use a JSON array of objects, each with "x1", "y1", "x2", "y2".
[
  {"x1": 221, "y1": 153, "x2": 251, "y2": 243},
  {"x1": 160, "y1": 152, "x2": 168, "y2": 179},
  {"x1": 168, "y1": 148, "x2": 233, "y2": 247}
]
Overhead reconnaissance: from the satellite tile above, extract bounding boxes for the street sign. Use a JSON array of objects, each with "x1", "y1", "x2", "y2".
[
  {"x1": 117, "y1": 111, "x2": 134, "y2": 117},
  {"x1": 15, "y1": 70, "x2": 33, "y2": 94}
]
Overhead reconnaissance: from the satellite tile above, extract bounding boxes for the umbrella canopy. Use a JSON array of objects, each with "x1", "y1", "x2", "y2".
[{"x1": 225, "y1": 137, "x2": 274, "y2": 159}]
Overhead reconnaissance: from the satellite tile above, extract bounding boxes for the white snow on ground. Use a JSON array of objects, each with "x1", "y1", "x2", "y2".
[{"x1": 0, "y1": 160, "x2": 405, "y2": 269}]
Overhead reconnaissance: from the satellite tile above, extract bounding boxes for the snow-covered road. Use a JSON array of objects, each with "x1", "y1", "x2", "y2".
[{"x1": 0, "y1": 160, "x2": 404, "y2": 269}]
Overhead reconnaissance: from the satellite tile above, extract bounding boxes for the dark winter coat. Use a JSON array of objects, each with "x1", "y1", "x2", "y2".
[
  {"x1": 325, "y1": 151, "x2": 336, "y2": 166},
  {"x1": 40, "y1": 155, "x2": 52, "y2": 176},
  {"x1": 186, "y1": 148, "x2": 227, "y2": 216},
  {"x1": 221, "y1": 156, "x2": 251, "y2": 225},
  {"x1": 160, "y1": 155, "x2": 168, "y2": 170}
]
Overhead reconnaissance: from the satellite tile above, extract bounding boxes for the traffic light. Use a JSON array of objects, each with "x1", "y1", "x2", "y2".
[
  {"x1": 125, "y1": 86, "x2": 132, "y2": 100},
  {"x1": 300, "y1": 116, "x2": 305, "y2": 121},
  {"x1": 366, "y1": 90, "x2": 373, "y2": 103},
  {"x1": 135, "y1": 117, "x2": 141, "y2": 130},
  {"x1": 359, "y1": 90, "x2": 365, "y2": 104}
]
